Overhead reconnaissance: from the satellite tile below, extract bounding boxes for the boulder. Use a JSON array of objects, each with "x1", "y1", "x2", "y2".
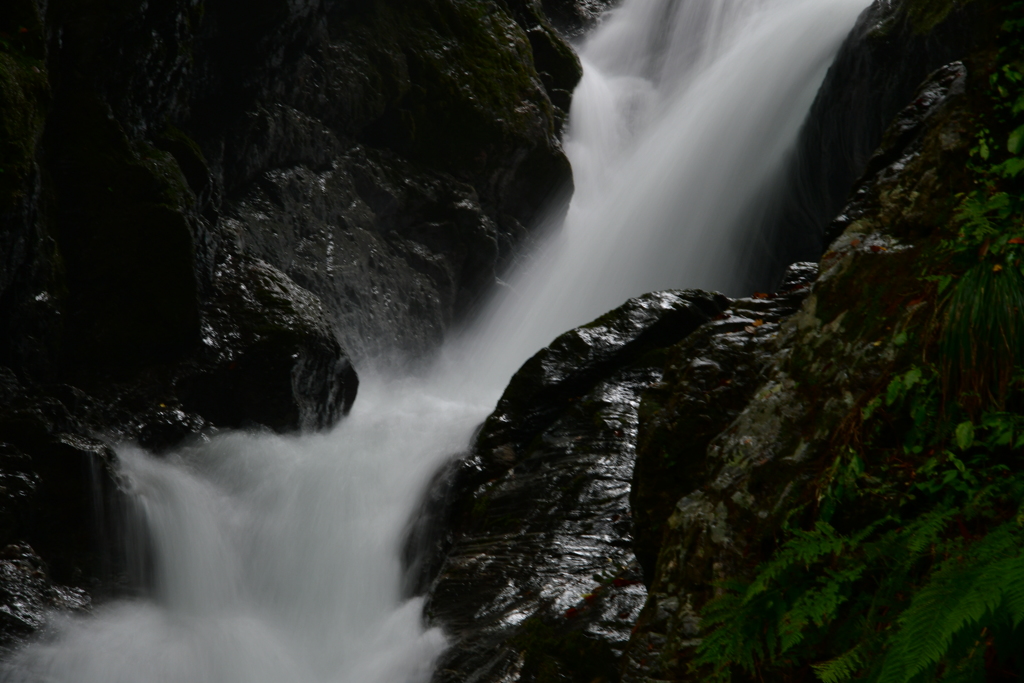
[
  {"x1": 629, "y1": 263, "x2": 818, "y2": 585},
  {"x1": 413, "y1": 290, "x2": 729, "y2": 683},
  {"x1": 182, "y1": 258, "x2": 358, "y2": 432}
]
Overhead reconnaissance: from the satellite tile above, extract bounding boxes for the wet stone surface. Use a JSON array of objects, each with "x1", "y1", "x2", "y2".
[
  {"x1": 621, "y1": 58, "x2": 974, "y2": 683},
  {"x1": 0, "y1": 544, "x2": 89, "y2": 650},
  {"x1": 413, "y1": 291, "x2": 729, "y2": 683},
  {"x1": 426, "y1": 368, "x2": 655, "y2": 683},
  {"x1": 630, "y1": 263, "x2": 819, "y2": 583}
]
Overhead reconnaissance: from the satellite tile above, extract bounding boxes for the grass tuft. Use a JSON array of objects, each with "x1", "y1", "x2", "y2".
[{"x1": 940, "y1": 262, "x2": 1024, "y2": 411}]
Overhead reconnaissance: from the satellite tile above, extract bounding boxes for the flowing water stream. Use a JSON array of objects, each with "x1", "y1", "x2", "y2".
[{"x1": 2, "y1": 0, "x2": 870, "y2": 680}]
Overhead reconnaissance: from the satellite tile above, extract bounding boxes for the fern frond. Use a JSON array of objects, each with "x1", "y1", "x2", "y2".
[
  {"x1": 904, "y1": 508, "x2": 956, "y2": 554},
  {"x1": 813, "y1": 641, "x2": 870, "y2": 683},
  {"x1": 745, "y1": 522, "x2": 845, "y2": 599},
  {"x1": 876, "y1": 522, "x2": 1024, "y2": 683},
  {"x1": 780, "y1": 566, "x2": 865, "y2": 653}
]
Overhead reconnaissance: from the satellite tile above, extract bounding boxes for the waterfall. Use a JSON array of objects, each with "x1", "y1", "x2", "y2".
[
  {"x1": 0, "y1": 0, "x2": 869, "y2": 681},
  {"x1": 460, "y1": 0, "x2": 871, "y2": 387}
]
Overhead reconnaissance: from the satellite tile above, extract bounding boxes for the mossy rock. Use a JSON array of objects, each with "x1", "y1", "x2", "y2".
[
  {"x1": 359, "y1": 0, "x2": 551, "y2": 163},
  {"x1": 0, "y1": 1, "x2": 48, "y2": 215},
  {"x1": 341, "y1": 0, "x2": 571, "y2": 222},
  {"x1": 154, "y1": 125, "x2": 214, "y2": 208},
  {"x1": 903, "y1": 0, "x2": 975, "y2": 34},
  {"x1": 620, "y1": 55, "x2": 980, "y2": 683}
]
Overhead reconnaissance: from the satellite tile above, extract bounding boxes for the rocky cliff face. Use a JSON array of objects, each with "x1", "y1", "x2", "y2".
[
  {"x1": 0, "y1": 0, "x2": 581, "y2": 643},
  {"x1": 0, "y1": 0, "x2": 1003, "y2": 677},
  {"x1": 411, "y1": 289, "x2": 729, "y2": 683},
  {"x1": 742, "y1": 0, "x2": 978, "y2": 291},
  {"x1": 416, "y1": 2, "x2": 1008, "y2": 682},
  {"x1": 414, "y1": 269, "x2": 816, "y2": 683},
  {"x1": 623, "y1": 57, "x2": 977, "y2": 681}
]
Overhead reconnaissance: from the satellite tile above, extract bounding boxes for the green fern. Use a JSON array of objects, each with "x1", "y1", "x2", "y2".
[
  {"x1": 694, "y1": 11, "x2": 1024, "y2": 683},
  {"x1": 813, "y1": 640, "x2": 872, "y2": 683},
  {"x1": 877, "y1": 520, "x2": 1024, "y2": 683},
  {"x1": 779, "y1": 565, "x2": 865, "y2": 653}
]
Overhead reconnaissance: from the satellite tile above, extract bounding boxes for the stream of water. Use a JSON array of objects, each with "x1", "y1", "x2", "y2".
[{"x1": 1, "y1": 0, "x2": 869, "y2": 680}]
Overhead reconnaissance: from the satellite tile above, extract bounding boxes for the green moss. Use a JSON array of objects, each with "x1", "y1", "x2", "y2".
[
  {"x1": 352, "y1": 0, "x2": 552, "y2": 173},
  {"x1": 903, "y1": 0, "x2": 973, "y2": 34},
  {"x1": 154, "y1": 125, "x2": 211, "y2": 199}
]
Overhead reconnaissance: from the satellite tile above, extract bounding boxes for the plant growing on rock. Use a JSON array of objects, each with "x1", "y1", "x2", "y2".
[{"x1": 693, "y1": 4, "x2": 1024, "y2": 682}]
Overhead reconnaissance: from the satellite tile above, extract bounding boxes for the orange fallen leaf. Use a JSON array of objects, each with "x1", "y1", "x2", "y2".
[
  {"x1": 994, "y1": 264, "x2": 1004, "y2": 272},
  {"x1": 753, "y1": 292, "x2": 769, "y2": 300},
  {"x1": 850, "y1": 239, "x2": 861, "y2": 247},
  {"x1": 1009, "y1": 237, "x2": 1024, "y2": 244},
  {"x1": 753, "y1": 319, "x2": 765, "y2": 327},
  {"x1": 870, "y1": 245, "x2": 887, "y2": 253}
]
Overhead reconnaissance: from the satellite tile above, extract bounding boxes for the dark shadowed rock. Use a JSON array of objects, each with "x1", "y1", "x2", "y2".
[
  {"x1": 622, "y1": 55, "x2": 976, "y2": 683},
  {"x1": 411, "y1": 290, "x2": 730, "y2": 683},
  {"x1": 1, "y1": 0, "x2": 578, "y2": 645},
  {"x1": 476, "y1": 290, "x2": 730, "y2": 461},
  {"x1": 182, "y1": 257, "x2": 358, "y2": 432},
  {"x1": 0, "y1": 370, "x2": 123, "y2": 586},
  {"x1": 0, "y1": 543, "x2": 90, "y2": 649},
  {"x1": 630, "y1": 264, "x2": 818, "y2": 585},
  {"x1": 743, "y1": 0, "x2": 979, "y2": 292}
]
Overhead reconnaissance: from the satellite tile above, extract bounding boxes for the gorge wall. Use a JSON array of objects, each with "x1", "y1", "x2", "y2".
[
  {"x1": 0, "y1": 0, "x2": 589, "y2": 640},
  {"x1": 413, "y1": 2, "x2": 1024, "y2": 683},
  {"x1": 3, "y1": 0, "x2": 1017, "y2": 682}
]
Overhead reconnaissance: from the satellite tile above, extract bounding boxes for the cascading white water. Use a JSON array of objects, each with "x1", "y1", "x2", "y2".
[
  {"x1": 1, "y1": 1, "x2": 869, "y2": 681},
  {"x1": 461, "y1": 0, "x2": 871, "y2": 387}
]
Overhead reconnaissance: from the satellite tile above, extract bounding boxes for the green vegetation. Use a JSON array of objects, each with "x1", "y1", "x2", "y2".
[
  {"x1": 693, "y1": 5, "x2": 1024, "y2": 683},
  {"x1": 905, "y1": 0, "x2": 973, "y2": 35}
]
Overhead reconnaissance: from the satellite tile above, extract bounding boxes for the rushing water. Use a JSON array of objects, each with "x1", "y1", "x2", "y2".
[{"x1": 1, "y1": 0, "x2": 869, "y2": 681}]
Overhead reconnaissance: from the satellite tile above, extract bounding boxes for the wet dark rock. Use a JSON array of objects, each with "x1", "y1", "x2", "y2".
[
  {"x1": 534, "y1": 0, "x2": 620, "y2": 38},
  {"x1": 630, "y1": 263, "x2": 817, "y2": 585},
  {"x1": 475, "y1": 290, "x2": 730, "y2": 463},
  {"x1": 0, "y1": 543, "x2": 90, "y2": 649},
  {"x1": 229, "y1": 145, "x2": 511, "y2": 361},
  {"x1": 182, "y1": 257, "x2": 358, "y2": 432},
  {"x1": 413, "y1": 291, "x2": 730, "y2": 683},
  {"x1": 2, "y1": 0, "x2": 579, "y2": 384},
  {"x1": 500, "y1": 0, "x2": 584, "y2": 128},
  {"x1": 745, "y1": 0, "x2": 979, "y2": 291},
  {"x1": 0, "y1": 0, "x2": 580, "y2": 646},
  {"x1": 621, "y1": 54, "x2": 976, "y2": 683},
  {"x1": 0, "y1": 370, "x2": 123, "y2": 586}
]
